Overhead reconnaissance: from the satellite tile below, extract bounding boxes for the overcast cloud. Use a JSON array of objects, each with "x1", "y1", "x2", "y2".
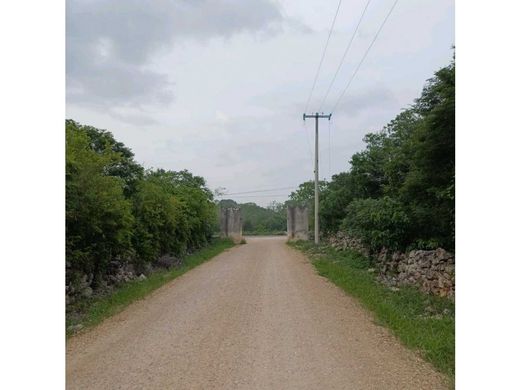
[{"x1": 66, "y1": 0, "x2": 454, "y2": 206}]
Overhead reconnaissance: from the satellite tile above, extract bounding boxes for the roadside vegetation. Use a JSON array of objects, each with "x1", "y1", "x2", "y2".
[
  {"x1": 289, "y1": 240, "x2": 454, "y2": 381},
  {"x1": 67, "y1": 238, "x2": 234, "y2": 336},
  {"x1": 217, "y1": 199, "x2": 286, "y2": 235},
  {"x1": 286, "y1": 58, "x2": 455, "y2": 382},
  {"x1": 291, "y1": 57, "x2": 455, "y2": 253},
  {"x1": 66, "y1": 120, "x2": 218, "y2": 285},
  {"x1": 66, "y1": 119, "x2": 224, "y2": 329}
]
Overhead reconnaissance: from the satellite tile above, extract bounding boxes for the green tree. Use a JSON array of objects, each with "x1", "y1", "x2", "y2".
[
  {"x1": 288, "y1": 180, "x2": 328, "y2": 232},
  {"x1": 401, "y1": 60, "x2": 455, "y2": 249},
  {"x1": 66, "y1": 120, "x2": 220, "y2": 288},
  {"x1": 66, "y1": 122, "x2": 134, "y2": 284},
  {"x1": 131, "y1": 179, "x2": 188, "y2": 267},
  {"x1": 304, "y1": 56, "x2": 455, "y2": 251},
  {"x1": 342, "y1": 197, "x2": 410, "y2": 252},
  {"x1": 146, "y1": 169, "x2": 216, "y2": 249},
  {"x1": 320, "y1": 172, "x2": 356, "y2": 233}
]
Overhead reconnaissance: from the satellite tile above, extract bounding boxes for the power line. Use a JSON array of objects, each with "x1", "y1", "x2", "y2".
[
  {"x1": 318, "y1": 0, "x2": 372, "y2": 112},
  {"x1": 302, "y1": 112, "x2": 332, "y2": 244},
  {"x1": 217, "y1": 186, "x2": 296, "y2": 196},
  {"x1": 219, "y1": 194, "x2": 289, "y2": 199},
  {"x1": 304, "y1": 0, "x2": 343, "y2": 113},
  {"x1": 331, "y1": 0, "x2": 399, "y2": 113}
]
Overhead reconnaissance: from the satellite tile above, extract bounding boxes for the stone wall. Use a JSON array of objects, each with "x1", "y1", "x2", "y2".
[
  {"x1": 66, "y1": 253, "x2": 184, "y2": 306},
  {"x1": 376, "y1": 248, "x2": 455, "y2": 298},
  {"x1": 287, "y1": 205, "x2": 309, "y2": 240},
  {"x1": 220, "y1": 207, "x2": 243, "y2": 243},
  {"x1": 66, "y1": 259, "x2": 155, "y2": 305},
  {"x1": 328, "y1": 231, "x2": 455, "y2": 299},
  {"x1": 328, "y1": 231, "x2": 370, "y2": 257}
]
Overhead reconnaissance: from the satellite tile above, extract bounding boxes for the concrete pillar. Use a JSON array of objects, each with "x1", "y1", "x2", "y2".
[
  {"x1": 219, "y1": 207, "x2": 243, "y2": 243},
  {"x1": 287, "y1": 205, "x2": 309, "y2": 241}
]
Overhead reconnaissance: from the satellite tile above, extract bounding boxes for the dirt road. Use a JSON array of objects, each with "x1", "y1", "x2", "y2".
[{"x1": 67, "y1": 236, "x2": 447, "y2": 389}]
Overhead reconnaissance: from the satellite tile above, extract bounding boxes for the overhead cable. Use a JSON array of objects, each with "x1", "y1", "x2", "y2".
[
  {"x1": 319, "y1": 0, "x2": 372, "y2": 111},
  {"x1": 331, "y1": 0, "x2": 399, "y2": 113},
  {"x1": 304, "y1": 0, "x2": 343, "y2": 113}
]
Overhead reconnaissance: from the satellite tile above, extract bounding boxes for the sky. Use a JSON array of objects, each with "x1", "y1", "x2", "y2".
[{"x1": 66, "y1": 0, "x2": 454, "y2": 207}]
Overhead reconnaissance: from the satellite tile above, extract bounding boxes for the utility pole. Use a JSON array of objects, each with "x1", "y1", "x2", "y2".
[{"x1": 303, "y1": 112, "x2": 332, "y2": 244}]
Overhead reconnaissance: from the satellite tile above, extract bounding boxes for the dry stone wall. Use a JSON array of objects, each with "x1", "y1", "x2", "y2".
[{"x1": 328, "y1": 231, "x2": 455, "y2": 299}]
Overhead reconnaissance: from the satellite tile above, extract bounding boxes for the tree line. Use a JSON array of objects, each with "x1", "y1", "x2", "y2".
[
  {"x1": 67, "y1": 57, "x2": 454, "y2": 287},
  {"x1": 66, "y1": 120, "x2": 217, "y2": 288},
  {"x1": 217, "y1": 199, "x2": 286, "y2": 235},
  {"x1": 291, "y1": 58, "x2": 455, "y2": 252}
]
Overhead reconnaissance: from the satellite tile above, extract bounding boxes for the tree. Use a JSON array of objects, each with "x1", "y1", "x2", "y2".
[
  {"x1": 131, "y1": 179, "x2": 187, "y2": 267},
  {"x1": 66, "y1": 119, "x2": 144, "y2": 197},
  {"x1": 288, "y1": 180, "x2": 328, "y2": 207},
  {"x1": 400, "y1": 59, "x2": 455, "y2": 249},
  {"x1": 287, "y1": 180, "x2": 328, "y2": 232},
  {"x1": 146, "y1": 169, "x2": 216, "y2": 249},
  {"x1": 66, "y1": 121, "x2": 134, "y2": 284},
  {"x1": 342, "y1": 197, "x2": 410, "y2": 252},
  {"x1": 66, "y1": 120, "x2": 220, "y2": 289},
  {"x1": 303, "y1": 56, "x2": 455, "y2": 251},
  {"x1": 216, "y1": 200, "x2": 286, "y2": 235},
  {"x1": 319, "y1": 172, "x2": 356, "y2": 233}
]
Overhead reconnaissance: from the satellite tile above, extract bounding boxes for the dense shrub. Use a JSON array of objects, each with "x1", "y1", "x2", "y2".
[
  {"x1": 317, "y1": 57, "x2": 455, "y2": 251},
  {"x1": 66, "y1": 120, "x2": 218, "y2": 285},
  {"x1": 342, "y1": 197, "x2": 410, "y2": 252},
  {"x1": 131, "y1": 179, "x2": 182, "y2": 266},
  {"x1": 66, "y1": 122, "x2": 134, "y2": 284},
  {"x1": 218, "y1": 199, "x2": 286, "y2": 235}
]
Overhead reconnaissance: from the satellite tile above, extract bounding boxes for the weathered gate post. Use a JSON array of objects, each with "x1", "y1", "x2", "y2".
[
  {"x1": 287, "y1": 205, "x2": 309, "y2": 241},
  {"x1": 219, "y1": 207, "x2": 243, "y2": 244}
]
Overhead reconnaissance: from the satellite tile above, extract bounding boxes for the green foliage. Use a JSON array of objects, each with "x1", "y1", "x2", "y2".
[
  {"x1": 66, "y1": 120, "x2": 144, "y2": 197},
  {"x1": 131, "y1": 179, "x2": 184, "y2": 266},
  {"x1": 318, "y1": 58, "x2": 455, "y2": 251},
  {"x1": 288, "y1": 180, "x2": 328, "y2": 230},
  {"x1": 320, "y1": 172, "x2": 356, "y2": 233},
  {"x1": 288, "y1": 180, "x2": 328, "y2": 209},
  {"x1": 66, "y1": 121, "x2": 134, "y2": 283},
  {"x1": 145, "y1": 169, "x2": 215, "y2": 250},
  {"x1": 342, "y1": 197, "x2": 410, "y2": 252},
  {"x1": 66, "y1": 120, "x2": 218, "y2": 283},
  {"x1": 289, "y1": 241, "x2": 454, "y2": 381},
  {"x1": 218, "y1": 199, "x2": 286, "y2": 235},
  {"x1": 288, "y1": 180, "x2": 328, "y2": 206}
]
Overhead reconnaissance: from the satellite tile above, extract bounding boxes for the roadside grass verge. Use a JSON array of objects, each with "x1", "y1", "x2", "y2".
[
  {"x1": 288, "y1": 240, "x2": 455, "y2": 382},
  {"x1": 67, "y1": 238, "x2": 235, "y2": 337}
]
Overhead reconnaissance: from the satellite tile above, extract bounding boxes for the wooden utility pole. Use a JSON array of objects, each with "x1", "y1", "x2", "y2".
[{"x1": 303, "y1": 112, "x2": 332, "y2": 244}]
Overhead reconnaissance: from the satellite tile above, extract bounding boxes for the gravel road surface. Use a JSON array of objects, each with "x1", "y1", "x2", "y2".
[{"x1": 66, "y1": 236, "x2": 447, "y2": 389}]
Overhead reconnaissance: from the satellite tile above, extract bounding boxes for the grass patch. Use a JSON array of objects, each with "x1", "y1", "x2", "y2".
[
  {"x1": 67, "y1": 238, "x2": 235, "y2": 337},
  {"x1": 288, "y1": 240, "x2": 455, "y2": 382}
]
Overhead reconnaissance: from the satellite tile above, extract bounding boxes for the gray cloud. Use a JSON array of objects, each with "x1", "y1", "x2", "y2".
[
  {"x1": 67, "y1": 0, "x2": 283, "y2": 110},
  {"x1": 66, "y1": 0, "x2": 454, "y2": 206}
]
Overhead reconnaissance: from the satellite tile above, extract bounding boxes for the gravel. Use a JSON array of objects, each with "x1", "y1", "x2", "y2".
[{"x1": 66, "y1": 236, "x2": 447, "y2": 389}]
